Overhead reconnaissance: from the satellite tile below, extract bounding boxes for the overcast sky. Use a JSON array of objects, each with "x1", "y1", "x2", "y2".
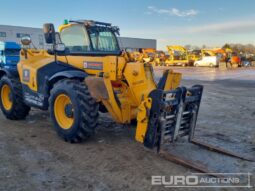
[{"x1": 0, "y1": 0, "x2": 255, "y2": 50}]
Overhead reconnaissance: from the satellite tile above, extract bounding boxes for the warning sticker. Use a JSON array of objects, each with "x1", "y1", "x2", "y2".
[
  {"x1": 22, "y1": 69, "x2": 30, "y2": 82},
  {"x1": 84, "y1": 62, "x2": 103, "y2": 70}
]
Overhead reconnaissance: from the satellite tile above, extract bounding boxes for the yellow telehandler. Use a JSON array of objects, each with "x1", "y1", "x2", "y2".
[{"x1": 0, "y1": 20, "x2": 252, "y2": 173}]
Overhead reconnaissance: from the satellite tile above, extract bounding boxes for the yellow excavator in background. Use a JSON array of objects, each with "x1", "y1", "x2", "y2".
[
  {"x1": 142, "y1": 49, "x2": 167, "y2": 67},
  {"x1": 188, "y1": 50, "x2": 201, "y2": 65},
  {"x1": 125, "y1": 48, "x2": 155, "y2": 65},
  {"x1": 165, "y1": 45, "x2": 189, "y2": 67},
  {"x1": 201, "y1": 49, "x2": 216, "y2": 57}
]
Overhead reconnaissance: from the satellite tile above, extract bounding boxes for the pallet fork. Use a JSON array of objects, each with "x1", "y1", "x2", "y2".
[{"x1": 144, "y1": 85, "x2": 253, "y2": 175}]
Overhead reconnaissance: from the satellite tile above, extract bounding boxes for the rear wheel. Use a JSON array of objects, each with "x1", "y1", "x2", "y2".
[
  {"x1": 49, "y1": 79, "x2": 99, "y2": 143},
  {"x1": 0, "y1": 76, "x2": 30, "y2": 120}
]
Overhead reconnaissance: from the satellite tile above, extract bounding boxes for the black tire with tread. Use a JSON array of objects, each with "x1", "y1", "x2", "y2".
[
  {"x1": 0, "y1": 76, "x2": 30, "y2": 120},
  {"x1": 49, "y1": 79, "x2": 99, "y2": 143}
]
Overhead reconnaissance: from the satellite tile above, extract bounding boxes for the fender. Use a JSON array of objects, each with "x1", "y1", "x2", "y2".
[
  {"x1": 48, "y1": 70, "x2": 88, "y2": 83},
  {"x1": 0, "y1": 69, "x2": 7, "y2": 79},
  {"x1": 46, "y1": 70, "x2": 88, "y2": 94},
  {"x1": 0, "y1": 68, "x2": 18, "y2": 79}
]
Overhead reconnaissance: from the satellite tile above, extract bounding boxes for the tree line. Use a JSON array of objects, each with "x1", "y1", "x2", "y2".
[
  {"x1": 184, "y1": 44, "x2": 255, "y2": 55},
  {"x1": 222, "y1": 43, "x2": 255, "y2": 55}
]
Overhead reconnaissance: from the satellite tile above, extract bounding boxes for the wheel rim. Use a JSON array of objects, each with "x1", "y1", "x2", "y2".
[
  {"x1": 54, "y1": 94, "x2": 74, "y2": 130},
  {"x1": 1, "y1": 84, "x2": 13, "y2": 111}
]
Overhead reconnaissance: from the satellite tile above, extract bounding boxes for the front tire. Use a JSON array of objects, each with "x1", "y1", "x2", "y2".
[
  {"x1": 49, "y1": 79, "x2": 99, "y2": 143},
  {"x1": 0, "y1": 76, "x2": 30, "y2": 120}
]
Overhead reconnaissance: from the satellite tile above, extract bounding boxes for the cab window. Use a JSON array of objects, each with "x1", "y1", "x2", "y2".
[
  {"x1": 89, "y1": 29, "x2": 119, "y2": 52},
  {"x1": 60, "y1": 25, "x2": 90, "y2": 53}
]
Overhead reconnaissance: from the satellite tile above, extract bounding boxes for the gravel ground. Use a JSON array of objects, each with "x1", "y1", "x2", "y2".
[{"x1": 0, "y1": 67, "x2": 254, "y2": 191}]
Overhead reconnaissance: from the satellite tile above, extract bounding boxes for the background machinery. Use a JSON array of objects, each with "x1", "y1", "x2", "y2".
[
  {"x1": 201, "y1": 48, "x2": 241, "y2": 68},
  {"x1": 125, "y1": 48, "x2": 166, "y2": 67},
  {"x1": 0, "y1": 41, "x2": 21, "y2": 74},
  {"x1": 140, "y1": 48, "x2": 155, "y2": 63},
  {"x1": 0, "y1": 20, "x2": 251, "y2": 172},
  {"x1": 165, "y1": 45, "x2": 189, "y2": 67},
  {"x1": 229, "y1": 52, "x2": 241, "y2": 68},
  {"x1": 153, "y1": 50, "x2": 167, "y2": 66},
  {"x1": 141, "y1": 49, "x2": 167, "y2": 67},
  {"x1": 188, "y1": 49, "x2": 201, "y2": 65},
  {"x1": 194, "y1": 49, "x2": 219, "y2": 67}
]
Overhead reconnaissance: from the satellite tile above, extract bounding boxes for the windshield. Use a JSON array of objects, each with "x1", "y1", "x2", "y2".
[
  {"x1": 88, "y1": 27, "x2": 120, "y2": 52},
  {"x1": 173, "y1": 51, "x2": 187, "y2": 60},
  {"x1": 5, "y1": 49, "x2": 20, "y2": 56}
]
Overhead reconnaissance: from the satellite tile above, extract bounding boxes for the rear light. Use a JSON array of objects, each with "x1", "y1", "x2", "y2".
[{"x1": 111, "y1": 81, "x2": 122, "y2": 88}]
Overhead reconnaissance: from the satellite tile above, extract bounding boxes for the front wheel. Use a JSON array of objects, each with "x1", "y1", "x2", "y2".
[
  {"x1": 49, "y1": 79, "x2": 99, "y2": 143},
  {"x1": 0, "y1": 76, "x2": 30, "y2": 120},
  {"x1": 209, "y1": 63, "x2": 214, "y2": 68}
]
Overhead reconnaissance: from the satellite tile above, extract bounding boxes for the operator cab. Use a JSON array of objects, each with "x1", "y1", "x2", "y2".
[{"x1": 43, "y1": 20, "x2": 122, "y2": 56}]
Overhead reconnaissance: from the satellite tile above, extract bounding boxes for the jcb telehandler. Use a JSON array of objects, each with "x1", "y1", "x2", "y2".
[{"x1": 0, "y1": 20, "x2": 251, "y2": 173}]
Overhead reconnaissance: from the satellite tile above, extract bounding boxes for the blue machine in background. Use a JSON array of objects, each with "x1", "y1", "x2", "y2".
[{"x1": 0, "y1": 41, "x2": 21, "y2": 74}]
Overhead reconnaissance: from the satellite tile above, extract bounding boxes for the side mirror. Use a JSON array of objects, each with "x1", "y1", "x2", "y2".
[
  {"x1": 21, "y1": 36, "x2": 31, "y2": 46},
  {"x1": 43, "y1": 23, "x2": 56, "y2": 44}
]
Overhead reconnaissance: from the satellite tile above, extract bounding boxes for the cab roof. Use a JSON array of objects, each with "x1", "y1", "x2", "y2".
[{"x1": 59, "y1": 19, "x2": 120, "y2": 35}]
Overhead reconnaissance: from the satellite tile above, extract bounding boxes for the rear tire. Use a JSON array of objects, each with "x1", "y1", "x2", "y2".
[
  {"x1": 0, "y1": 76, "x2": 30, "y2": 120},
  {"x1": 49, "y1": 79, "x2": 99, "y2": 143}
]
